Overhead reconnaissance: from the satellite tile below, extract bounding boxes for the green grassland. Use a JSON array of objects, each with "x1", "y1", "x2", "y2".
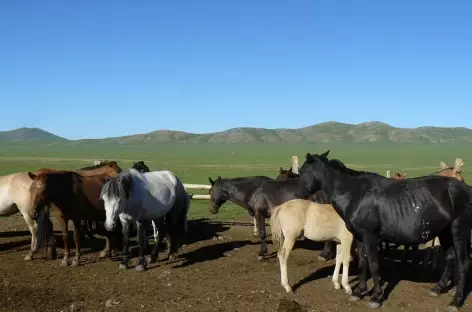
[{"x1": 1, "y1": 142, "x2": 471, "y2": 221}]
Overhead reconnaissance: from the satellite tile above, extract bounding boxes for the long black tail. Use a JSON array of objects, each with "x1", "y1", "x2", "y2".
[{"x1": 35, "y1": 204, "x2": 53, "y2": 257}]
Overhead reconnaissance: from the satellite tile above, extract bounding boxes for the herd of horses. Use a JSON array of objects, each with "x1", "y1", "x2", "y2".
[{"x1": 0, "y1": 153, "x2": 471, "y2": 311}]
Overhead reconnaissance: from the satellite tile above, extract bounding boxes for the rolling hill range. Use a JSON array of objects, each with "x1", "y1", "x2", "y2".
[{"x1": 2, "y1": 122, "x2": 472, "y2": 145}]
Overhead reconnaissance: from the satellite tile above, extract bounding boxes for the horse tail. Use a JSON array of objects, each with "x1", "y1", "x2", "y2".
[
  {"x1": 36, "y1": 204, "x2": 53, "y2": 256},
  {"x1": 167, "y1": 175, "x2": 191, "y2": 250},
  {"x1": 176, "y1": 176, "x2": 190, "y2": 237},
  {"x1": 270, "y1": 204, "x2": 284, "y2": 250}
]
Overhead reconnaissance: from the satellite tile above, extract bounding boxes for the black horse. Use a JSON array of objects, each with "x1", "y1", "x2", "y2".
[
  {"x1": 298, "y1": 150, "x2": 472, "y2": 311},
  {"x1": 132, "y1": 160, "x2": 150, "y2": 173}
]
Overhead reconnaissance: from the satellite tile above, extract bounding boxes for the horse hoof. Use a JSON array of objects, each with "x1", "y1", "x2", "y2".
[
  {"x1": 24, "y1": 254, "x2": 33, "y2": 261},
  {"x1": 168, "y1": 254, "x2": 176, "y2": 261},
  {"x1": 284, "y1": 287, "x2": 293, "y2": 293},
  {"x1": 368, "y1": 301, "x2": 381, "y2": 309},
  {"x1": 149, "y1": 257, "x2": 157, "y2": 264},
  {"x1": 348, "y1": 296, "x2": 361, "y2": 302},
  {"x1": 71, "y1": 260, "x2": 79, "y2": 267},
  {"x1": 429, "y1": 291, "x2": 440, "y2": 297},
  {"x1": 99, "y1": 251, "x2": 108, "y2": 259},
  {"x1": 135, "y1": 265, "x2": 146, "y2": 272},
  {"x1": 334, "y1": 284, "x2": 341, "y2": 290},
  {"x1": 447, "y1": 306, "x2": 459, "y2": 312},
  {"x1": 59, "y1": 260, "x2": 68, "y2": 267},
  {"x1": 257, "y1": 255, "x2": 264, "y2": 261},
  {"x1": 345, "y1": 288, "x2": 353, "y2": 296},
  {"x1": 119, "y1": 263, "x2": 128, "y2": 270},
  {"x1": 318, "y1": 256, "x2": 327, "y2": 261}
]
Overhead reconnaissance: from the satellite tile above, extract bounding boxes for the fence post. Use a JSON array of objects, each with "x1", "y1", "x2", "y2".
[{"x1": 291, "y1": 156, "x2": 299, "y2": 174}]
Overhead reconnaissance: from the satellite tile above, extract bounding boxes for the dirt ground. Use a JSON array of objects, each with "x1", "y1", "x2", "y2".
[{"x1": 0, "y1": 214, "x2": 471, "y2": 312}]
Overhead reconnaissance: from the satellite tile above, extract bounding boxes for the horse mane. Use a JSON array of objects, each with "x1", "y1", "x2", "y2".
[
  {"x1": 100, "y1": 168, "x2": 137, "y2": 201},
  {"x1": 79, "y1": 161, "x2": 118, "y2": 170},
  {"x1": 327, "y1": 158, "x2": 381, "y2": 177}
]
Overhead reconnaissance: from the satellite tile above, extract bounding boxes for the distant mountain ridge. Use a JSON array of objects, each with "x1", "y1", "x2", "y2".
[
  {"x1": 0, "y1": 127, "x2": 66, "y2": 142},
  {"x1": 2, "y1": 122, "x2": 472, "y2": 144}
]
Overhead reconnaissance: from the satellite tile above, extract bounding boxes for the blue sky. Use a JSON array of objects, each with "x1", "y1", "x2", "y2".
[{"x1": 0, "y1": 0, "x2": 471, "y2": 139}]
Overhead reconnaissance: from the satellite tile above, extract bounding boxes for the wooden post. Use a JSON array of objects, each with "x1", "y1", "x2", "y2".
[
  {"x1": 291, "y1": 156, "x2": 299, "y2": 174},
  {"x1": 386, "y1": 170, "x2": 391, "y2": 178}
]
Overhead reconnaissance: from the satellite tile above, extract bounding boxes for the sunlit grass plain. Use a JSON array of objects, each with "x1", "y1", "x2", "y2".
[{"x1": 1, "y1": 142, "x2": 471, "y2": 221}]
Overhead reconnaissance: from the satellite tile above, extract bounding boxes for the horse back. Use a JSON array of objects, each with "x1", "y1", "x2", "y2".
[{"x1": 138, "y1": 170, "x2": 180, "y2": 206}]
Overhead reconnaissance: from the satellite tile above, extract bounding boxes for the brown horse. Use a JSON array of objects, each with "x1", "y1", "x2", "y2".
[
  {"x1": 0, "y1": 161, "x2": 122, "y2": 261},
  {"x1": 28, "y1": 169, "x2": 121, "y2": 267}
]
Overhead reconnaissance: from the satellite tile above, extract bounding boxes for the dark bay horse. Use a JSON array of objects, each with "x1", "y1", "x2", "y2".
[
  {"x1": 298, "y1": 150, "x2": 472, "y2": 311},
  {"x1": 208, "y1": 175, "x2": 273, "y2": 237},
  {"x1": 28, "y1": 169, "x2": 121, "y2": 267}
]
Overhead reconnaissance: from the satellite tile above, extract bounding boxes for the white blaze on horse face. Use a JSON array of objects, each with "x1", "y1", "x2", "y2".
[{"x1": 103, "y1": 195, "x2": 120, "y2": 231}]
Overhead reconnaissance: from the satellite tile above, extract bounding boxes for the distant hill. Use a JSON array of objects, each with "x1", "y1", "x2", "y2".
[
  {"x1": 0, "y1": 127, "x2": 66, "y2": 142},
  {"x1": 2, "y1": 122, "x2": 472, "y2": 144}
]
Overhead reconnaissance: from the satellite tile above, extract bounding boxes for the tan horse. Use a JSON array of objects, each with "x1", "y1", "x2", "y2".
[
  {"x1": 0, "y1": 161, "x2": 122, "y2": 261},
  {"x1": 271, "y1": 199, "x2": 353, "y2": 294}
]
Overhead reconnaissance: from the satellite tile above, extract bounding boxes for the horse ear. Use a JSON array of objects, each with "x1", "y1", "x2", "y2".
[
  {"x1": 306, "y1": 153, "x2": 312, "y2": 160},
  {"x1": 27, "y1": 172, "x2": 37, "y2": 180},
  {"x1": 454, "y1": 158, "x2": 464, "y2": 173},
  {"x1": 217, "y1": 176, "x2": 222, "y2": 180},
  {"x1": 439, "y1": 161, "x2": 448, "y2": 170},
  {"x1": 288, "y1": 167, "x2": 293, "y2": 172},
  {"x1": 320, "y1": 150, "x2": 330, "y2": 159},
  {"x1": 208, "y1": 177, "x2": 215, "y2": 186},
  {"x1": 279, "y1": 167, "x2": 284, "y2": 173}
]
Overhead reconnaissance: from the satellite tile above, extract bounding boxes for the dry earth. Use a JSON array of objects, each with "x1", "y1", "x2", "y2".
[{"x1": 0, "y1": 214, "x2": 471, "y2": 312}]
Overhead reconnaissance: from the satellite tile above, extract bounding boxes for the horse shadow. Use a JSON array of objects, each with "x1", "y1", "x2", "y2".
[
  {"x1": 0, "y1": 230, "x2": 31, "y2": 238},
  {"x1": 171, "y1": 240, "x2": 253, "y2": 268}
]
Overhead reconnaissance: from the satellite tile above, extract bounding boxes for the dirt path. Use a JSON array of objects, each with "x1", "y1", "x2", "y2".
[{"x1": 0, "y1": 214, "x2": 470, "y2": 312}]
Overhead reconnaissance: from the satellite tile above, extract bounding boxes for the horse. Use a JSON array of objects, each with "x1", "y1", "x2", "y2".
[
  {"x1": 29, "y1": 169, "x2": 121, "y2": 267},
  {"x1": 0, "y1": 161, "x2": 122, "y2": 261},
  {"x1": 101, "y1": 168, "x2": 190, "y2": 271},
  {"x1": 208, "y1": 175, "x2": 273, "y2": 237},
  {"x1": 381, "y1": 159, "x2": 466, "y2": 269},
  {"x1": 271, "y1": 199, "x2": 354, "y2": 295},
  {"x1": 276, "y1": 166, "x2": 337, "y2": 262},
  {"x1": 298, "y1": 150, "x2": 472, "y2": 311},
  {"x1": 132, "y1": 160, "x2": 150, "y2": 173}
]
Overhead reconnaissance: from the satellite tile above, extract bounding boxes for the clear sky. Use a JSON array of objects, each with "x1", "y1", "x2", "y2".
[{"x1": 0, "y1": 0, "x2": 471, "y2": 139}]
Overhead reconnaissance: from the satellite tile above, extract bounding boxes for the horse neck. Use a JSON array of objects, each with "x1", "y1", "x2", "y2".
[{"x1": 223, "y1": 181, "x2": 252, "y2": 207}]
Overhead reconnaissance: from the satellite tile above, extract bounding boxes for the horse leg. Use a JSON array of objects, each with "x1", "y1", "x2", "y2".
[
  {"x1": 22, "y1": 213, "x2": 37, "y2": 261},
  {"x1": 150, "y1": 219, "x2": 161, "y2": 263},
  {"x1": 98, "y1": 225, "x2": 113, "y2": 260},
  {"x1": 350, "y1": 240, "x2": 368, "y2": 301},
  {"x1": 447, "y1": 219, "x2": 471, "y2": 311},
  {"x1": 423, "y1": 238, "x2": 434, "y2": 269},
  {"x1": 362, "y1": 234, "x2": 383, "y2": 309},
  {"x1": 119, "y1": 221, "x2": 131, "y2": 270},
  {"x1": 332, "y1": 243, "x2": 342, "y2": 291},
  {"x1": 278, "y1": 233, "x2": 296, "y2": 293},
  {"x1": 256, "y1": 212, "x2": 268, "y2": 260},
  {"x1": 57, "y1": 217, "x2": 70, "y2": 267},
  {"x1": 341, "y1": 237, "x2": 353, "y2": 295},
  {"x1": 71, "y1": 219, "x2": 81, "y2": 267},
  {"x1": 253, "y1": 217, "x2": 258, "y2": 237},
  {"x1": 430, "y1": 232, "x2": 454, "y2": 296},
  {"x1": 135, "y1": 221, "x2": 147, "y2": 271},
  {"x1": 319, "y1": 241, "x2": 336, "y2": 261}
]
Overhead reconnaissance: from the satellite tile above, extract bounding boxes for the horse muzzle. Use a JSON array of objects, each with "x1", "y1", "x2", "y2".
[{"x1": 104, "y1": 221, "x2": 115, "y2": 231}]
